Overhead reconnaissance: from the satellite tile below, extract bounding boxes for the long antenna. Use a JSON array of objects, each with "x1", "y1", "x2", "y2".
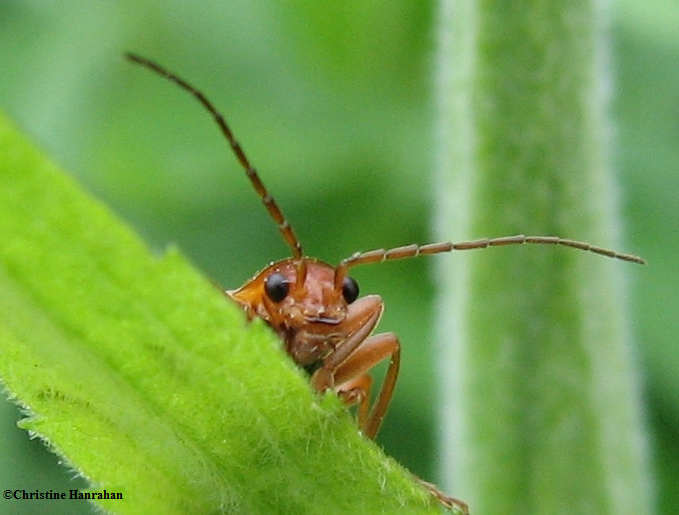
[
  {"x1": 334, "y1": 234, "x2": 645, "y2": 288},
  {"x1": 125, "y1": 52, "x2": 303, "y2": 259}
]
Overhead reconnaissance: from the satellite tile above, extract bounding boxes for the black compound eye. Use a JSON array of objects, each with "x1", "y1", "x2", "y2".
[
  {"x1": 342, "y1": 276, "x2": 359, "y2": 304},
  {"x1": 264, "y1": 273, "x2": 289, "y2": 303}
]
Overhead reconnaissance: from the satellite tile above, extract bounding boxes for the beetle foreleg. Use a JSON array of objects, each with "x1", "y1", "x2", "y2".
[
  {"x1": 333, "y1": 332, "x2": 401, "y2": 439},
  {"x1": 310, "y1": 295, "x2": 383, "y2": 392},
  {"x1": 337, "y1": 373, "x2": 373, "y2": 428}
]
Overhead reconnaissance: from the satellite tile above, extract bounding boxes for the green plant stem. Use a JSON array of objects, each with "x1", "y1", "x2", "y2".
[{"x1": 435, "y1": 1, "x2": 652, "y2": 513}]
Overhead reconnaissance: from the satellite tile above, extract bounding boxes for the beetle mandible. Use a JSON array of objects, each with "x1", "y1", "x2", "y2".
[{"x1": 125, "y1": 53, "x2": 645, "y2": 513}]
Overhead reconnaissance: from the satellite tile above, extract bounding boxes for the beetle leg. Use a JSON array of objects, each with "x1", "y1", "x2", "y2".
[
  {"x1": 333, "y1": 332, "x2": 401, "y2": 439},
  {"x1": 336, "y1": 373, "x2": 373, "y2": 427},
  {"x1": 336, "y1": 338, "x2": 466, "y2": 514},
  {"x1": 309, "y1": 295, "x2": 400, "y2": 438},
  {"x1": 311, "y1": 299, "x2": 461, "y2": 511},
  {"x1": 417, "y1": 479, "x2": 469, "y2": 515},
  {"x1": 310, "y1": 295, "x2": 383, "y2": 393}
]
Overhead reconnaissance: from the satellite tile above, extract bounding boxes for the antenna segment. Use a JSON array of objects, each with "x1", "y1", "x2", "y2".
[
  {"x1": 125, "y1": 53, "x2": 303, "y2": 259},
  {"x1": 334, "y1": 234, "x2": 645, "y2": 288}
]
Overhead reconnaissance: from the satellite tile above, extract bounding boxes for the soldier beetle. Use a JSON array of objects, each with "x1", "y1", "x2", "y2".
[{"x1": 126, "y1": 53, "x2": 644, "y2": 513}]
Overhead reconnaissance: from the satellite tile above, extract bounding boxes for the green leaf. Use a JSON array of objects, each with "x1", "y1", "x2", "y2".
[
  {"x1": 435, "y1": 1, "x2": 652, "y2": 514},
  {"x1": 0, "y1": 111, "x2": 448, "y2": 514}
]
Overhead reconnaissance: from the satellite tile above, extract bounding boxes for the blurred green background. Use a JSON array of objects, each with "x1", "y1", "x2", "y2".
[{"x1": 0, "y1": 1, "x2": 675, "y2": 513}]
